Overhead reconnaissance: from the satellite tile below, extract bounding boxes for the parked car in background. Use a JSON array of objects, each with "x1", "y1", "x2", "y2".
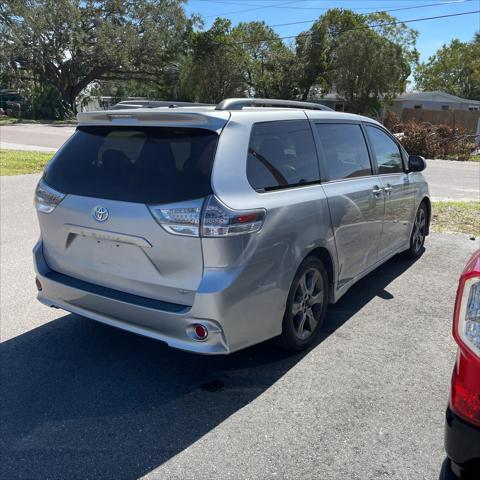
[
  {"x1": 33, "y1": 98, "x2": 430, "y2": 354},
  {"x1": 442, "y1": 250, "x2": 480, "y2": 479}
]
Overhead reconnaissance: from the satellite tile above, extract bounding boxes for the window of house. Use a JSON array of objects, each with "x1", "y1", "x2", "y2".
[
  {"x1": 414, "y1": 105, "x2": 422, "y2": 109},
  {"x1": 441, "y1": 105, "x2": 450, "y2": 111}
]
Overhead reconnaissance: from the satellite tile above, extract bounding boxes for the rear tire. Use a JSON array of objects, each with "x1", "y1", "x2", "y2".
[
  {"x1": 405, "y1": 202, "x2": 428, "y2": 259},
  {"x1": 278, "y1": 257, "x2": 329, "y2": 353}
]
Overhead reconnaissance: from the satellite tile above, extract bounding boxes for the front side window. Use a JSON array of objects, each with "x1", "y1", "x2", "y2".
[
  {"x1": 315, "y1": 123, "x2": 372, "y2": 181},
  {"x1": 365, "y1": 125, "x2": 404, "y2": 174},
  {"x1": 247, "y1": 120, "x2": 319, "y2": 191}
]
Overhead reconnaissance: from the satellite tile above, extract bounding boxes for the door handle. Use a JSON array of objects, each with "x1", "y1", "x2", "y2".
[{"x1": 372, "y1": 186, "x2": 384, "y2": 197}]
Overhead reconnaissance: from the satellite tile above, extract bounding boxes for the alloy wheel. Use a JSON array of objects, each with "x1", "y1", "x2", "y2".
[
  {"x1": 413, "y1": 207, "x2": 426, "y2": 253},
  {"x1": 291, "y1": 267, "x2": 324, "y2": 340}
]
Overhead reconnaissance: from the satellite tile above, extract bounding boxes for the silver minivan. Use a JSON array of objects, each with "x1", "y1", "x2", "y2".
[{"x1": 33, "y1": 98, "x2": 430, "y2": 354}]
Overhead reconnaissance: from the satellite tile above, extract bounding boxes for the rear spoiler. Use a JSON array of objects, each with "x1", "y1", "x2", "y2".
[{"x1": 76, "y1": 110, "x2": 230, "y2": 132}]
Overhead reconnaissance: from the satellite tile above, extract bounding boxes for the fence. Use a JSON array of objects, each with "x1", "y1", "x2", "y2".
[{"x1": 400, "y1": 108, "x2": 480, "y2": 135}]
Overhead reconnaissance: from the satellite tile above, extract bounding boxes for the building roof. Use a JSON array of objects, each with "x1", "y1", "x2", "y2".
[{"x1": 396, "y1": 91, "x2": 480, "y2": 105}]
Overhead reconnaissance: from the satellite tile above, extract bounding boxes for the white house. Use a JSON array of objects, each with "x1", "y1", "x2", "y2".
[{"x1": 389, "y1": 91, "x2": 480, "y2": 113}]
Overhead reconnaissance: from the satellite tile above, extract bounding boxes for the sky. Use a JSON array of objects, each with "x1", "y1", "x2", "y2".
[{"x1": 184, "y1": 0, "x2": 480, "y2": 63}]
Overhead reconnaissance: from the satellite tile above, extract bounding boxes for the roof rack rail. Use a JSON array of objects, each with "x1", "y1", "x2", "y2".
[
  {"x1": 111, "y1": 100, "x2": 214, "y2": 110},
  {"x1": 215, "y1": 98, "x2": 333, "y2": 111}
]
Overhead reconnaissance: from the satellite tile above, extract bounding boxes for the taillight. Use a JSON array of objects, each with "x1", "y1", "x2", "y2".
[
  {"x1": 201, "y1": 196, "x2": 265, "y2": 237},
  {"x1": 148, "y1": 198, "x2": 203, "y2": 237},
  {"x1": 450, "y1": 257, "x2": 480, "y2": 427},
  {"x1": 34, "y1": 178, "x2": 65, "y2": 213},
  {"x1": 455, "y1": 275, "x2": 480, "y2": 357},
  {"x1": 149, "y1": 196, "x2": 266, "y2": 237}
]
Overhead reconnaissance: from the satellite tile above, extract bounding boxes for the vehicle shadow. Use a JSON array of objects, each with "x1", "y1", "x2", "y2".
[{"x1": 0, "y1": 254, "x2": 417, "y2": 480}]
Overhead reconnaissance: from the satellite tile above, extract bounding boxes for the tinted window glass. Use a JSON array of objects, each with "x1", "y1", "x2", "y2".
[
  {"x1": 247, "y1": 120, "x2": 319, "y2": 191},
  {"x1": 365, "y1": 125, "x2": 404, "y2": 174},
  {"x1": 315, "y1": 124, "x2": 372, "y2": 181},
  {"x1": 44, "y1": 126, "x2": 218, "y2": 204}
]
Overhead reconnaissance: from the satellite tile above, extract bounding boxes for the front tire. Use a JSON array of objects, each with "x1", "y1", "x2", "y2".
[
  {"x1": 278, "y1": 257, "x2": 329, "y2": 353},
  {"x1": 405, "y1": 202, "x2": 428, "y2": 259}
]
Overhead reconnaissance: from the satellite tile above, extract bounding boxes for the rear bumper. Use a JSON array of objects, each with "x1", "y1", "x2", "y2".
[
  {"x1": 34, "y1": 239, "x2": 286, "y2": 354},
  {"x1": 445, "y1": 407, "x2": 480, "y2": 478},
  {"x1": 34, "y1": 241, "x2": 230, "y2": 354}
]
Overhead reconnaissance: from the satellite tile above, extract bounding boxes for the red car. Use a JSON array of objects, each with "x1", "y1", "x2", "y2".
[{"x1": 443, "y1": 250, "x2": 480, "y2": 479}]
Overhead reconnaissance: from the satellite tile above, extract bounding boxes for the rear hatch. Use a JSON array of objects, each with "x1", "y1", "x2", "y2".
[{"x1": 38, "y1": 110, "x2": 229, "y2": 306}]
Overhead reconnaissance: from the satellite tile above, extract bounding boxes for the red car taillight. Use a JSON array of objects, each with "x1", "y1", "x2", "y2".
[
  {"x1": 450, "y1": 251, "x2": 480, "y2": 427},
  {"x1": 148, "y1": 195, "x2": 266, "y2": 238}
]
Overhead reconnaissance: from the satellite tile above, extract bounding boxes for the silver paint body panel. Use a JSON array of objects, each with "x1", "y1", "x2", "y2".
[{"x1": 34, "y1": 107, "x2": 430, "y2": 354}]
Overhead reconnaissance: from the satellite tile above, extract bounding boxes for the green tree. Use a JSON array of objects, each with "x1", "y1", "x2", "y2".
[
  {"x1": 1, "y1": 0, "x2": 194, "y2": 112},
  {"x1": 179, "y1": 19, "x2": 248, "y2": 103},
  {"x1": 232, "y1": 21, "x2": 298, "y2": 99},
  {"x1": 295, "y1": 9, "x2": 365, "y2": 100},
  {"x1": 334, "y1": 28, "x2": 411, "y2": 115},
  {"x1": 414, "y1": 37, "x2": 480, "y2": 100}
]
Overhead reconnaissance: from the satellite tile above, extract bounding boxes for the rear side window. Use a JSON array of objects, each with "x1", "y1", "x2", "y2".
[
  {"x1": 365, "y1": 125, "x2": 404, "y2": 174},
  {"x1": 315, "y1": 123, "x2": 372, "y2": 181},
  {"x1": 44, "y1": 126, "x2": 218, "y2": 204},
  {"x1": 247, "y1": 120, "x2": 319, "y2": 191}
]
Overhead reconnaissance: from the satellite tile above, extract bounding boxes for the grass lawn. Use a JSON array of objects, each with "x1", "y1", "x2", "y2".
[
  {"x1": 0, "y1": 117, "x2": 76, "y2": 126},
  {"x1": 470, "y1": 154, "x2": 480, "y2": 162},
  {"x1": 431, "y1": 201, "x2": 480, "y2": 237},
  {"x1": 0, "y1": 149, "x2": 53, "y2": 176}
]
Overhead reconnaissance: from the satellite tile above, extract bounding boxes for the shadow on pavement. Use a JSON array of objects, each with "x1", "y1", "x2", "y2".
[{"x1": 0, "y1": 255, "x2": 417, "y2": 479}]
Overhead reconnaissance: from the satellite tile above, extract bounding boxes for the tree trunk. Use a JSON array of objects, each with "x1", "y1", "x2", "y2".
[{"x1": 301, "y1": 86, "x2": 310, "y2": 101}]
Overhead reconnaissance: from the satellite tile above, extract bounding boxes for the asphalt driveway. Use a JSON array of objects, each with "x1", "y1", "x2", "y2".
[{"x1": 0, "y1": 173, "x2": 479, "y2": 479}]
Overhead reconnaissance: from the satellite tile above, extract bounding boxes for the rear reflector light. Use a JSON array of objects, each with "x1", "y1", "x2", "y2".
[
  {"x1": 455, "y1": 276, "x2": 480, "y2": 357},
  {"x1": 35, "y1": 277, "x2": 42, "y2": 291},
  {"x1": 193, "y1": 324, "x2": 208, "y2": 340},
  {"x1": 34, "y1": 178, "x2": 65, "y2": 213},
  {"x1": 149, "y1": 196, "x2": 266, "y2": 237}
]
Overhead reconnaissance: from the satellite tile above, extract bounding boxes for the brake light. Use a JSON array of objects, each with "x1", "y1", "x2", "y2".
[
  {"x1": 450, "y1": 252, "x2": 480, "y2": 427},
  {"x1": 148, "y1": 196, "x2": 266, "y2": 237},
  {"x1": 201, "y1": 196, "x2": 265, "y2": 237},
  {"x1": 454, "y1": 273, "x2": 480, "y2": 357}
]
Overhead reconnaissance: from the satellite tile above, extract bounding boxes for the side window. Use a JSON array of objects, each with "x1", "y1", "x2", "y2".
[
  {"x1": 365, "y1": 125, "x2": 404, "y2": 174},
  {"x1": 315, "y1": 123, "x2": 372, "y2": 181},
  {"x1": 247, "y1": 120, "x2": 319, "y2": 191}
]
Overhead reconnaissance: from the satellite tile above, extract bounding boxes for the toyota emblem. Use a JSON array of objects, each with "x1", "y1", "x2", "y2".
[{"x1": 92, "y1": 205, "x2": 109, "y2": 222}]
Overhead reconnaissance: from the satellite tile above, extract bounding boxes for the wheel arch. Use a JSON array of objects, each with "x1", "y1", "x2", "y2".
[
  {"x1": 305, "y1": 247, "x2": 336, "y2": 302},
  {"x1": 420, "y1": 196, "x2": 431, "y2": 235}
]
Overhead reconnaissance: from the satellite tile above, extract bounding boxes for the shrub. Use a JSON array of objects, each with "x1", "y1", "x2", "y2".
[
  {"x1": 22, "y1": 85, "x2": 72, "y2": 120},
  {"x1": 382, "y1": 114, "x2": 476, "y2": 160}
]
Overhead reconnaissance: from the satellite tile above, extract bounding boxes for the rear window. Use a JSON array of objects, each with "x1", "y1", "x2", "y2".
[
  {"x1": 44, "y1": 126, "x2": 218, "y2": 204},
  {"x1": 247, "y1": 120, "x2": 319, "y2": 191}
]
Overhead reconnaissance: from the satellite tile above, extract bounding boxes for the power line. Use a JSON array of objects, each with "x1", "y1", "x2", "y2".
[
  {"x1": 204, "y1": 0, "x2": 308, "y2": 18},
  {"x1": 225, "y1": 10, "x2": 480, "y2": 45},
  {"x1": 267, "y1": 0, "x2": 475, "y2": 28},
  {"x1": 199, "y1": 0, "x2": 473, "y2": 17}
]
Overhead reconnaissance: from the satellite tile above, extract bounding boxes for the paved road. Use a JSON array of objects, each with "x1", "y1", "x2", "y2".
[
  {"x1": 423, "y1": 159, "x2": 480, "y2": 202},
  {"x1": 0, "y1": 123, "x2": 75, "y2": 151},
  {"x1": 1, "y1": 173, "x2": 479, "y2": 479},
  {"x1": 1, "y1": 123, "x2": 479, "y2": 201}
]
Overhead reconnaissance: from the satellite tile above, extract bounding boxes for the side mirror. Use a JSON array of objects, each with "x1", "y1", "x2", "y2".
[{"x1": 408, "y1": 155, "x2": 426, "y2": 172}]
